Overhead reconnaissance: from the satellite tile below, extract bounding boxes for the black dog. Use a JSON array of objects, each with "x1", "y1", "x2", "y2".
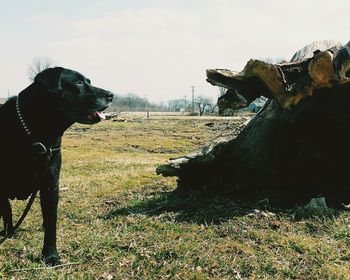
[{"x1": 0, "y1": 67, "x2": 113, "y2": 264}]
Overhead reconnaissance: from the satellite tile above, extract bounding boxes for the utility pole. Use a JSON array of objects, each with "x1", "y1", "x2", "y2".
[
  {"x1": 144, "y1": 94, "x2": 147, "y2": 111},
  {"x1": 184, "y1": 95, "x2": 187, "y2": 111},
  {"x1": 144, "y1": 94, "x2": 149, "y2": 119},
  {"x1": 7, "y1": 90, "x2": 10, "y2": 99},
  {"x1": 191, "y1": 86, "x2": 195, "y2": 114}
]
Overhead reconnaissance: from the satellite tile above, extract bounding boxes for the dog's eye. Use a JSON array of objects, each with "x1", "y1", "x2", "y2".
[{"x1": 75, "y1": 81, "x2": 84, "y2": 86}]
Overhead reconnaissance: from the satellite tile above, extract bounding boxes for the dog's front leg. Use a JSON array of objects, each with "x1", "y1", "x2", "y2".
[
  {"x1": 40, "y1": 143, "x2": 62, "y2": 265},
  {"x1": 40, "y1": 182, "x2": 60, "y2": 265}
]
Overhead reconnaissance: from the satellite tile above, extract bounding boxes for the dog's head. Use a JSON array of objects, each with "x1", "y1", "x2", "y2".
[{"x1": 34, "y1": 67, "x2": 113, "y2": 124}]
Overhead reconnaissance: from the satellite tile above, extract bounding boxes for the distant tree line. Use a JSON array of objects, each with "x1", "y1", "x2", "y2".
[
  {"x1": 107, "y1": 93, "x2": 215, "y2": 115},
  {"x1": 107, "y1": 93, "x2": 168, "y2": 112}
]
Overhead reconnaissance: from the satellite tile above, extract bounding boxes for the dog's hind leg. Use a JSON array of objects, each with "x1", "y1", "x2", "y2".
[{"x1": 0, "y1": 198, "x2": 14, "y2": 236}]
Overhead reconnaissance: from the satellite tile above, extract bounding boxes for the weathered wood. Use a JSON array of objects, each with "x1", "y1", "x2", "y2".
[
  {"x1": 207, "y1": 41, "x2": 350, "y2": 109},
  {"x1": 157, "y1": 40, "x2": 350, "y2": 205}
]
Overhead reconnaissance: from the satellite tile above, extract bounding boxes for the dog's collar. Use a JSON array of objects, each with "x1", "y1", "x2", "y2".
[
  {"x1": 16, "y1": 95, "x2": 60, "y2": 159},
  {"x1": 16, "y1": 95, "x2": 31, "y2": 136}
]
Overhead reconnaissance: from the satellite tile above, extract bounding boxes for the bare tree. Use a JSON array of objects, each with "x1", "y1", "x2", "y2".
[
  {"x1": 195, "y1": 95, "x2": 214, "y2": 116},
  {"x1": 27, "y1": 57, "x2": 55, "y2": 82}
]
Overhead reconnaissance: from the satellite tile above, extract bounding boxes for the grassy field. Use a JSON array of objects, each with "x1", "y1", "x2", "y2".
[{"x1": 1, "y1": 115, "x2": 349, "y2": 279}]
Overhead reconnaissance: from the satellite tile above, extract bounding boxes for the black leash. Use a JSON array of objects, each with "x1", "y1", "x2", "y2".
[
  {"x1": 0, "y1": 190, "x2": 38, "y2": 246},
  {"x1": 0, "y1": 141, "x2": 58, "y2": 246},
  {"x1": 1, "y1": 94, "x2": 59, "y2": 246},
  {"x1": 13, "y1": 190, "x2": 38, "y2": 233}
]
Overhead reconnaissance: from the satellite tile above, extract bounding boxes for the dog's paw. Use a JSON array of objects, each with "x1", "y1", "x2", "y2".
[
  {"x1": 42, "y1": 248, "x2": 60, "y2": 266},
  {"x1": 44, "y1": 254, "x2": 60, "y2": 266}
]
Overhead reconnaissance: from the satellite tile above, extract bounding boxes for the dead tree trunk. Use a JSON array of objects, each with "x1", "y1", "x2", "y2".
[{"x1": 157, "y1": 40, "x2": 350, "y2": 205}]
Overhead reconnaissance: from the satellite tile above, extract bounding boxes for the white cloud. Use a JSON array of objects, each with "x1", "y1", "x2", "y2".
[
  {"x1": 28, "y1": 12, "x2": 60, "y2": 24},
  {"x1": 1, "y1": 0, "x2": 349, "y2": 102}
]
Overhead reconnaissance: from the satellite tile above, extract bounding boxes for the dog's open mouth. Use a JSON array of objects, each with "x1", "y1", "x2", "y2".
[
  {"x1": 87, "y1": 111, "x2": 106, "y2": 121},
  {"x1": 83, "y1": 104, "x2": 110, "y2": 123},
  {"x1": 72, "y1": 104, "x2": 111, "y2": 124}
]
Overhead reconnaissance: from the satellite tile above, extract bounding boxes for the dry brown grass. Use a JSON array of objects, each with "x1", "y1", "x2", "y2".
[{"x1": 1, "y1": 116, "x2": 349, "y2": 279}]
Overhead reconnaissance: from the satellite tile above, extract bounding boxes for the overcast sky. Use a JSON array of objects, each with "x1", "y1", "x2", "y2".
[{"x1": 0, "y1": 0, "x2": 349, "y2": 103}]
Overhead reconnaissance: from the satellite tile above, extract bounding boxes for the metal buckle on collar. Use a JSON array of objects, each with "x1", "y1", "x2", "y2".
[
  {"x1": 32, "y1": 142, "x2": 60, "y2": 160},
  {"x1": 32, "y1": 142, "x2": 53, "y2": 160},
  {"x1": 32, "y1": 142, "x2": 48, "y2": 155}
]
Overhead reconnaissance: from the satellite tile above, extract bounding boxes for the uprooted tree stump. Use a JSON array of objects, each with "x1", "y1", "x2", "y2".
[{"x1": 157, "y1": 40, "x2": 350, "y2": 206}]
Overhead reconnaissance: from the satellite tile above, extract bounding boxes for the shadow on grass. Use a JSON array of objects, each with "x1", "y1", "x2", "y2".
[
  {"x1": 102, "y1": 190, "x2": 250, "y2": 224},
  {"x1": 101, "y1": 189, "x2": 342, "y2": 225}
]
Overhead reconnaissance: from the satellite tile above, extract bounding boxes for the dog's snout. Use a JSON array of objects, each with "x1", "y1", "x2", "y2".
[{"x1": 106, "y1": 92, "x2": 114, "y2": 102}]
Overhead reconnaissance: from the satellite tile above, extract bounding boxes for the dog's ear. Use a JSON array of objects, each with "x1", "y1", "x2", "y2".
[{"x1": 34, "y1": 67, "x2": 65, "y2": 93}]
